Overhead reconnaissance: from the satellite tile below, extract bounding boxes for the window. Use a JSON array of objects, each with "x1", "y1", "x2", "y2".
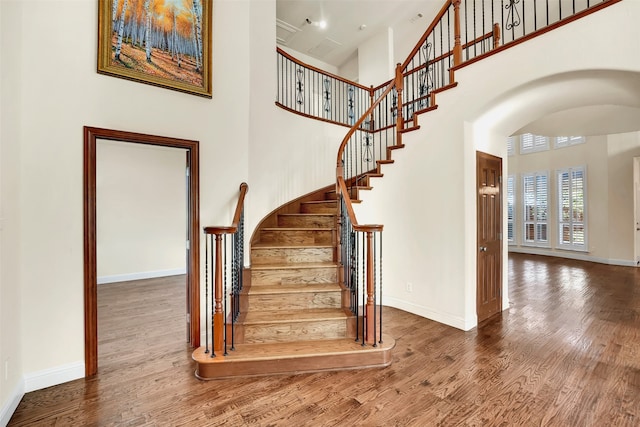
[
  {"x1": 555, "y1": 136, "x2": 585, "y2": 148},
  {"x1": 507, "y1": 136, "x2": 515, "y2": 156},
  {"x1": 523, "y1": 172, "x2": 549, "y2": 246},
  {"x1": 520, "y1": 133, "x2": 549, "y2": 154},
  {"x1": 557, "y1": 166, "x2": 587, "y2": 250},
  {"x1": 507, "y1": 175, "x2": 515, "y2": 243}
]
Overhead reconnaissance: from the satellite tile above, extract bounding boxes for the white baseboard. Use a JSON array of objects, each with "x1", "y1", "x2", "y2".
[
  {"x1": 98, "y1": 268, "x2": 186, "y2": 285},
  {"x1": 23, "y1": 361, "x2": 85, "y2": 393},
  {"x1": 384, "y1": 297, "x2": 473, "y2": 331},
  {"x1": 508, "y1": 247, "x2": 635, "y2": 267},
  {"x1": 0, "y1": 380, "x2": 24, "y2": 427}
]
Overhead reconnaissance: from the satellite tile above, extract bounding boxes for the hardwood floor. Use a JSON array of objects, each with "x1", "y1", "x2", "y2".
[{"x1": 9, "y1": 254, "x2": 640, "y2": 426}]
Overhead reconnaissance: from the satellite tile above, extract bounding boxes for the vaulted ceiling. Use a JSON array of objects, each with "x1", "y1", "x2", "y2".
[{"x1": 276, "y1": 0, "x2": 442, "y2": 69}]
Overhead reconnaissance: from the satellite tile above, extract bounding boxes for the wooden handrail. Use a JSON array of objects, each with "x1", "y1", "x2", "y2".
[
  {"x1": 204, "y1": 182, "x2": 248, "y2": 235},
  {"x1": 401, "y1": 0, "x2": 453, "y2": 71},
  {"x1": 203, "y1": 182, "x2": 248, "y2": 354},
  {"x1": 335, "y1": 79, "x2": 397, "y2": 171},
  {"x1": 337, "y1": 176, "x2": 383, "y2": 233},
  {"x1": 277, "y1": 47, "x2": 372, "y2": 93}
]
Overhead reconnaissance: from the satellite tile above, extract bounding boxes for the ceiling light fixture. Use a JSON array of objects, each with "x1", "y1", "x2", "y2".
[{"x1": 305, "y1": 18, "x2": 327, "y2": 29}]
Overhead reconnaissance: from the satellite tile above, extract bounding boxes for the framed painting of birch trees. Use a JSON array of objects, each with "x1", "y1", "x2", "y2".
[{"x1": 98, "y1": 0, "x2": 212, "y2": 98}]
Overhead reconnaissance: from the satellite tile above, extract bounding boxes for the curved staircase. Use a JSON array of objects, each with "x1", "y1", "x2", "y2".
[{"x1": 193, "y1": 187, "x2": 394, "y2": 380}]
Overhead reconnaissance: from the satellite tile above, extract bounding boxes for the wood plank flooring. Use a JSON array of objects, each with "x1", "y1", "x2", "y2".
[{"x1": 9, "y1": 253, "x2": 640, "y2": 426}]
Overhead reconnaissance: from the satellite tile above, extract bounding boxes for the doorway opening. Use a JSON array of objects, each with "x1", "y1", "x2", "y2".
[{"x1": 84, "y1": 127, "x2": 200, "y2": 377}]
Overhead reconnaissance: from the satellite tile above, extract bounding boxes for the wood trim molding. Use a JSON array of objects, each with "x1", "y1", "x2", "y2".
[{"x1": 83, "y1": 126, "x2": 200, "y2": 377}]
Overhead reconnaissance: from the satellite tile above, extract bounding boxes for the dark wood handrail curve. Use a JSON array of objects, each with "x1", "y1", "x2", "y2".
[
  {"x1": 335, "y1": 79, "x2": 397, "y2": 171},
  {"x1": 277, "y1": 47, "x2": 372, "y2": 93},
  {"x1": 337, "y1": 176, "x2": 383, "y2": 233},
  {"x1": 401, "y1": 0, "x2": 453, "y2": 71},
  {"x1": 204, "y1": 182, "x2": 248, "y2": 235}
]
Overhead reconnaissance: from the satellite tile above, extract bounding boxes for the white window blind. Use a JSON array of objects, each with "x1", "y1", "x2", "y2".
[
  {"x1": 507, "y1": 175, "x2": 515, "y2": 243},
  {"x1": 555, "y1": 136, "x2": 585, "y2": 148},
  {"x1": 520, "y1": 133, "x2": 549, "y2": 154},
  {"x1": 557, "y1": 166, "x2": 587, "y2": 250},
  {"x1": 523, "y1": 171, "x2": 549, "y2": 246},
  {"x1": 507, "y1": 136, "x2": 515, "y2": 156}
]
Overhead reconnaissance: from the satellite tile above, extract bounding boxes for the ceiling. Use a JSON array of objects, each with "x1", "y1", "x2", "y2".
[{"x1": 276, "y1": 0, "x2": 442, "y2": 69}]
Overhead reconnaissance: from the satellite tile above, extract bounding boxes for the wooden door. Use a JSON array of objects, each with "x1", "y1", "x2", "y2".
[{"x1": 476, "y1": 151, "x2": 502, "y2": 323}]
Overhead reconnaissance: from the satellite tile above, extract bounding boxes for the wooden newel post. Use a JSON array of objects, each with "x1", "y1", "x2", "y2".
[
  {"x1": 394, "y1": 63, "x2": 404, "y2": 143},
  {"x1": 453, "y1": 0, "x2": 462, "y2": 66},
  {"x1": 493, "y1": 23, "x2": 501, "y2": 49},
  {"x1": 213, "y1": 233, "x2": 224, "y2": 352},
  {"x1": 365, "y1": 231, "x2": 375, "y2": 344}
]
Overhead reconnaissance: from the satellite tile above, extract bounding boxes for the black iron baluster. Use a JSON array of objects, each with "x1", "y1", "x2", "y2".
[
  {"x1": 559, "y1": 0, "x2": 563, "y2": 20},
  {"x1": 505, "y1": 0, "x2": 522, "y2": 40},
  {"x1": 295, "y1": 68, "x2": 304, "y2": 107},
  {"x1": 546, "y1": 0, "x2": 550, "y2": 25},
  {"x1": 323, "y1": 77, "x2": 331, "y2": 118},
  {"x1": 223, "y1": 234, "x2": 228, "y2": 356},
  {"x1": 473, "y1": 0, "x2": 477, "y2": 57},
  {"x1": 522, "y1": 0, "x2": 526, "y2": 37},
  {"x1": 210, "y1": 234, "x2": 216, "y2": 358}
]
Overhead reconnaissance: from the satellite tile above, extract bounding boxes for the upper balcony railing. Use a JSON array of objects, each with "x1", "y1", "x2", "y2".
[
  {"x1": 276, "y1": 48, "x2": 373, "y2": 129},
  {"x1": 277, "y1": 0, "x2": 618, "y2": 133}
]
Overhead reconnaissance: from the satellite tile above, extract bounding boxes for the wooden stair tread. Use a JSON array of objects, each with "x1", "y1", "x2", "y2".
[
  {"x1": 248, "y1": 283, "x2": 341, "y2": 295},
  {"x1": 194, "y1": 335, "x2": 394, "y2": 362},
  {"x1": 261, "y1": 227, "x2": 335, "y2": 231},
  {"x1": 278, "y1": 213, "x2": 335, "y2": 217},
  {"x1": 252, "y1": 243, "x2": 333, "y2": 249},
  {"x1": 243, "y1": 308, "x2": 348, "y2": 324},
  {"x1": 302, "y1": 200, "x2": 337, "y2": 205},
  {"x1": 251, "y1": 262, "x2": 337, "y2": 270},
  {"x1": 400, "y1": 125, "x2": 420, "y2": 133},
  {"x1": 193, "y1": 335, "x2": 395, "y2": 379}
]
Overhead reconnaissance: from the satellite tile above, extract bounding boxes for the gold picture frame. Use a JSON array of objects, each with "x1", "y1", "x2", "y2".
[{"x1": 98, "y1": 0, "x2": 212, "y2": 98}]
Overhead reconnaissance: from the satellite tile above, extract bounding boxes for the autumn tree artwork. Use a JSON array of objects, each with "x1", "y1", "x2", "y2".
[{"x1": 98, "y1": 0, "x2": 212, "y2": 97}]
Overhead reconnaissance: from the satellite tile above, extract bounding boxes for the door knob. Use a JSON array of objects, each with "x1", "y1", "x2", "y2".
[{"x1": 479, "y1": 246, "x2": 487, "y2": 252}]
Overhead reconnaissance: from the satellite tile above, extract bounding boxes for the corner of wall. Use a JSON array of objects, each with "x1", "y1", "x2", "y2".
[
  {"x1": 0, "y1": 379, "x2": 24, "y2": 427},
  {"x1": 23, "y1": 361, "x2": 84, "y2": 393}
]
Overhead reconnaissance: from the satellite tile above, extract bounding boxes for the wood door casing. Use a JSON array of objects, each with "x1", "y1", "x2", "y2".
[
  {"x1": 476, "y1": 151, "x2": 502, "y2": 323},
  {"x1": 83, "y1": 126, "x2": 200, "y2": 377}
]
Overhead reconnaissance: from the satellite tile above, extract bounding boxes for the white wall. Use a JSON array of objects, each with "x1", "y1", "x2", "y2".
[
  {"x1": 358, "y1": 27, "x2": 395, "y2": 87},
  {"x1": 279, "y1": 46, "x2": 339, "y2": 75},
  {"x1": 247, "y1": 0, "x2": 346, "y2": 250},
  {"x1": 0, "y1": 0, "x2": 252, "y2": 410},
  {"x1": 0, "y1": 0, "x2": 26, "y2": 420},
  {"x1": 607, "y1": 132, "x2": 640, "y2": 263},
  {"x1": 96, "y1": 140, "x2": 186, "y2": 282},
  {"x1": 354, "y1": 0, "x2": 640, "y2": 330}
]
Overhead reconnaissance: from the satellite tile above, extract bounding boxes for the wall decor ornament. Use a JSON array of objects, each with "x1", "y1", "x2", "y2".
[{"x1": 98, "y1": 0, "x2": 212, "y2": 98}]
